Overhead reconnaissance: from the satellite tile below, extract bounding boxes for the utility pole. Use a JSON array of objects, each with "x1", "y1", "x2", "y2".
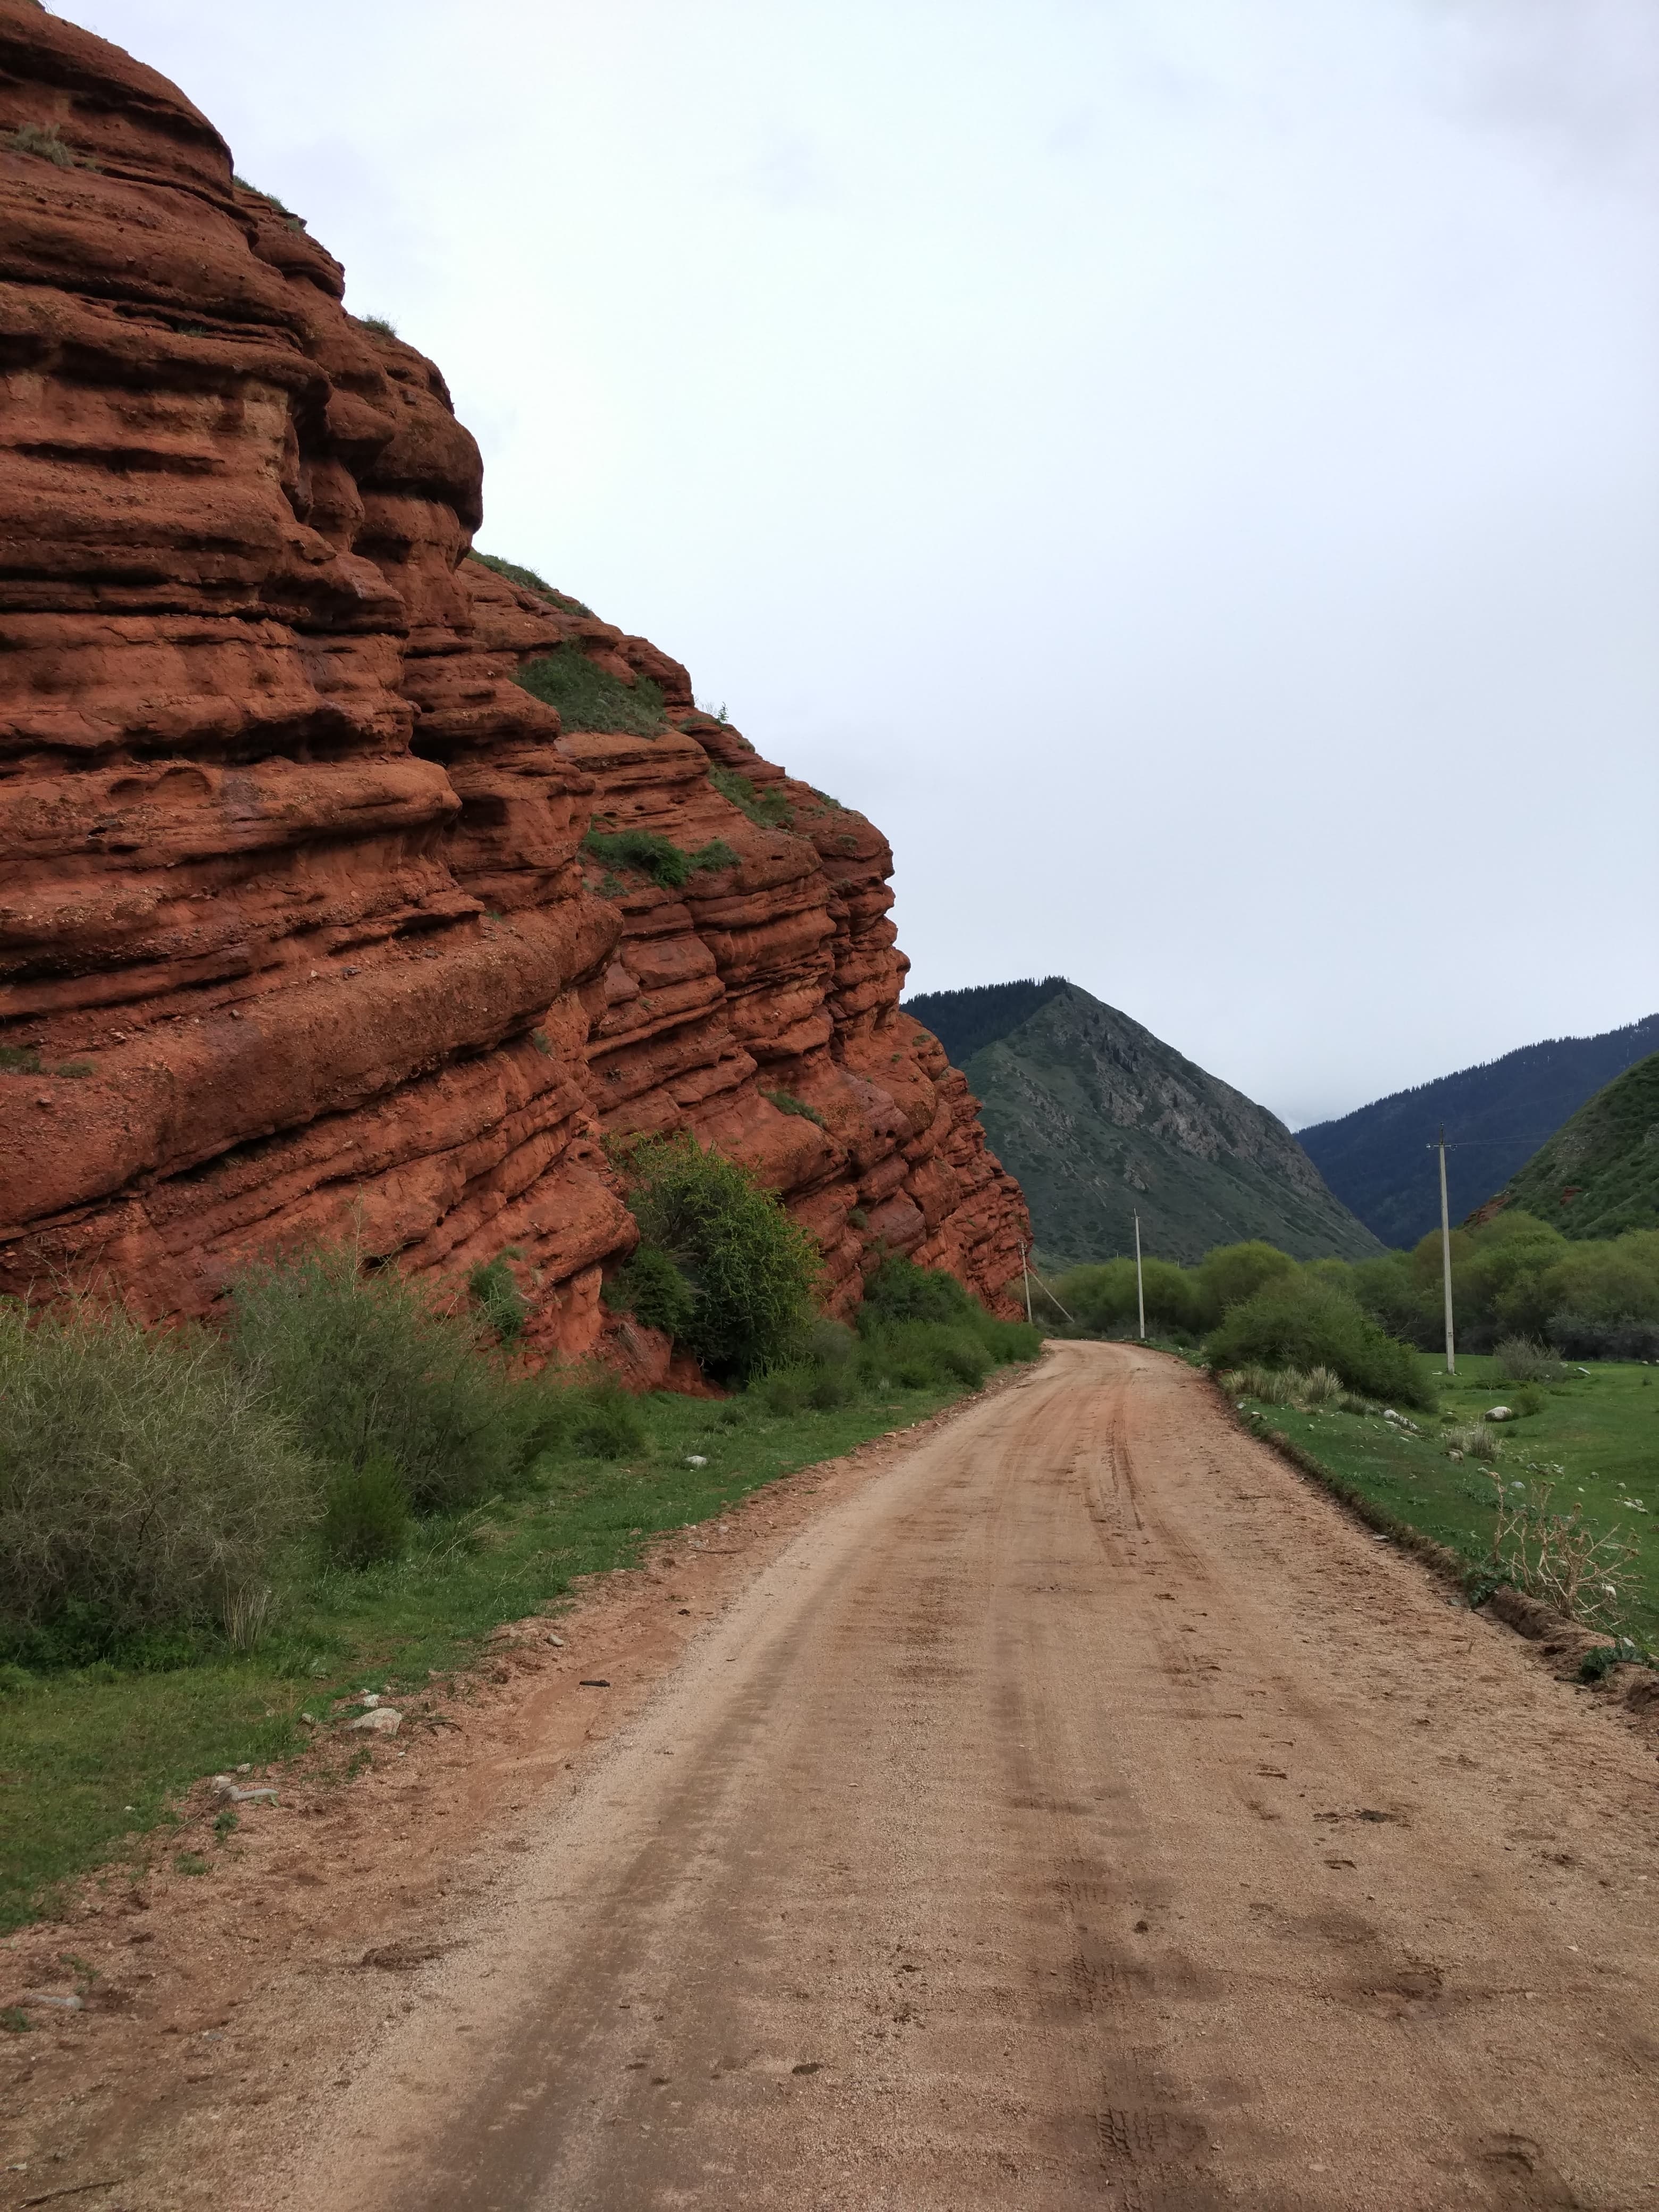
[
  {"x1": 1134, "y1": 1211, "x2": 1146, "y2": 1343},
  {"x1": 1434, "y1": 1126, "x2": 1456, "y2": 1375},
  {"x1": 1019, "y1": 1239, "x2": 1033, "y2": 1327}
]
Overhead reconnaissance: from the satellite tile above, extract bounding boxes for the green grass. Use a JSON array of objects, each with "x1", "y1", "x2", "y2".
[
  {"x1": 763, "y1": 1088, "x2": 827, "y2": 1127},
  {"x1": 581, "y1": 828, "x2": 737, "y2": 890},
  {"x1": 0, "y1": 1379, "x2": 988, "y2": 1933},
  {"x1": 466, "y1": 550, "x2": 592, "y2": 617},
  {"x1": 1234, "y1": 1353, "x2": 1659, "y2": 1647},
  {"x1": 515, "y1": 648, "x2": 666, "y2": 735},
  {"x1": 709, "y1": 765, "x2": 793, "y2": 829}
]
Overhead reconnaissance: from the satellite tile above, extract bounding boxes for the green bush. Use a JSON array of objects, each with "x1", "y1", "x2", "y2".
[
  {"x1": 1348, "y1": 1249, "x2": 1429, "y2": 1343},
  {"x1": 763, "y1": 1088, "x2": 827, "y2": 1127},
  {"x1": 0, "y1": 1300, "x2": 315, "y2": 1663},
  {"x1": 856, "y1": 1255, "x2": 1039, "y2": 1380},
  {"x1": 861, "y1": 1252, "x2": 977, "y2": 1326},
  {"x1": 603, "y1": 1243, "x2": 699, "y2": 1341},
  {"x1": 320, "y1": 1456, "x2": 410, "y2": 1570},
  {"x1": 616, "y1": 1134, "x2": 823, "y2": 1379},
  {"x1": 468, "y1": 1254, "x2": 527, "y2": 1343},
  {"x1": 467, "y1": 551, "x2": 592, "y2": 617},
  {"x1": 1206, "y1": 1273, "x2": 1430, "y2": 1409},
  {"x1": 709, "y1": 764, "x2": 792, "y2": 828},
  {"x1": 229, "y1": 1245, "x2": 536, "y2": 1515},
  {"x1": 1194, "y1": 1241, "x2": 1297, "y2": 1323},
  {"x1": 1052, "y1": 1255, "x2": 1202, "y2": 1337},
  {"x1": 582, "y1": 828, "x2": 735, "y2": 890},
  {"x1": 527, "y1": 1376, "x2": 650, "y2": 1461},
  {"x1": 515, "y1": 647, "x2": 666, "y2": 735}
]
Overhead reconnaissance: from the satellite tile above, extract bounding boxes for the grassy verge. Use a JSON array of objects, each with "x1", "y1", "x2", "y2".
[
  {"x1": 0, "y1": 1378, "x2": 994, "y2": 1935},
  {"x1": 1229, "y1": 1353, "x2": 1658, "y2": 1648}
]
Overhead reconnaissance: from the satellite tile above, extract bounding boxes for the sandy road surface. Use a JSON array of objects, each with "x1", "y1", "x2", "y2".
[{"x1": 281, "y1": 1342, "x2": 1658, "y2": 2212}]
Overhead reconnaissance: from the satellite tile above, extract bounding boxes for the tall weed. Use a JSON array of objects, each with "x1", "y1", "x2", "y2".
[
  {"x1": 0, "y1": 1300, "x2": 313, "y2": 1663},
  {"x1": 229, "y1": 1245, "x2": 536, "y2": 1514}
]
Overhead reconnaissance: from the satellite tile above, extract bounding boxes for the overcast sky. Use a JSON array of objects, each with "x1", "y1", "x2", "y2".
[{"x1": 59, "y1": 0, "x2": 1659, "y2": 1128}]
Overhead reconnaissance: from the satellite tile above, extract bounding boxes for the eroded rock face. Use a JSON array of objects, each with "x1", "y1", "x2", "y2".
[{"x1": 0, "y1": 1, "x2": 1027, "y2": 1355}]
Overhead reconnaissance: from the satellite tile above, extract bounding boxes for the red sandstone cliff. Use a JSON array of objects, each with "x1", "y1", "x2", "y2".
[{"x1": 0, "y1": 0, "x2": 1028, "y2": 1360}]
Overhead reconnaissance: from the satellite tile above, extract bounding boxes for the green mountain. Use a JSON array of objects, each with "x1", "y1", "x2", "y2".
[
  {"x1": 903, "y1": 979, "x2": 1381, "y2": 1268},
  {"x1": 1480, "y1": 1053, "x2": 1659, "y2": 1239},
  {"x1": 1298, "y1": 1012, "x2": 1659, "y2": 1246}
]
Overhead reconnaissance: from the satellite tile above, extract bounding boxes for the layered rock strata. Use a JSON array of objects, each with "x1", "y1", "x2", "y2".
[{"x1": 0, "y1": 0, "x2": 1027, "y2": 1356}]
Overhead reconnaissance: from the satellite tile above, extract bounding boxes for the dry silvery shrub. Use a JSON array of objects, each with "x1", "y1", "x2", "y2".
[
  {"x1": 1446, "y1": 1420, "x2": 1502, "y2": 1462},
  {"x1": 1485, "y1": 1470, "x2": 1637, "y2": 1633}
]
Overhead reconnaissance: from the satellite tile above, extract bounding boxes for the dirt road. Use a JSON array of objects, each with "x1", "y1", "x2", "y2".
[{"x1": 280, "y1": 1342, "x2": 1657, "y2": 2211}]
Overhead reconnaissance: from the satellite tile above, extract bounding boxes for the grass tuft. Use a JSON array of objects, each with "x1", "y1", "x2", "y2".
[
  {"x1": 709, "y1": 765, "x2": 792, "y2": 828},
  {"x1": 516, "y1": 649, "x2": 665, "y2": 735}
]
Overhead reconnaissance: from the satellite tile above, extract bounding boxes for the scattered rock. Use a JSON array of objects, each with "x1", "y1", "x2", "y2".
[
  {"x1": 20, "y1": 1992, "x2": 82, "y2": 2012},
  {"x1": 686, "y1": 1455, "x2": 708, "y2": 1468},
  {"x1": 348, "y1": 1708, "x2": 401, "y2": 1735},
  {"x1": 1485, "y1": 1406, "x2": 1515, "y2": 1423}
]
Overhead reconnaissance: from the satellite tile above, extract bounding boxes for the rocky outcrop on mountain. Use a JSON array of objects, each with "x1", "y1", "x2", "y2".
[
  {"x1": 905, "y1": 979, "x2": 1378, "y2": 1268},
  {"x1": 0, "y1": 0, "x2": 1026, "y2": 1356}
]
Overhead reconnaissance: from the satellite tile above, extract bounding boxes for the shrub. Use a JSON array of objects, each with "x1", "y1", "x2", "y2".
[
  {"x1": 806, "y1": 1318, "x2": 856, "y2": 1364},
  {"x1": 0, "y1": 1300, "x2": 314, "y2": 1663},
  {"x1": 602, "y1": 1244, "x2": 698, "y2": 1341},
  {"x1": 468, "y1": 551, "x2": 592, "y2": 617},
  {"x1": 468, "y1": 1253, "x2": 527, "y2": 1343},
  {"x1": 1194, "y1": 1242, "x2": 1296, "y2": 1325},
  {"x1": 537, "y1": 1377, "x2": 650, "y2": 1461},
  {"x1": 616, "y1": 1134, "x2": 822, "y2": 1379},
  {"x1": 581, "y1": 828, "x2": 735, "y2": 890},
  {"x1": 763, "y1": 1088, "x2": 827, "y2": 1127},
  {"x1": 1545, "y1": 1313, "x2": 1659, "y2": 1362},
  {"x1": 515, "y1": 648, "x2": 666, "y2": 735},
  {"x1": 1538, "y1": 1239, "x2": 1659, "y2": 1328},
  {"x1": 6, "y1": 123, "x2": 76, "y2": 167},
  {"x1": 320, "y1": 1456, "x2": 410, "y2": 1570},
  {"x1": 861, "y1": 1253, "x2": 977, "y2": 1327},
  {"x1": 229, "y1": 1245, "x2": 536, "y2": 1515},
  {"x1": 709, "y1": 765, "x2": 792, "y2": 828},
  {"x1": 1052, "y1": 1256, "x2": 1202, "y2": 1337},
  {"x1": 1206, "y1": 1272, "x2": 1430, "y2": 1408},
  {"x1": 1348, "y1": 1250, "x2": 1433, "y2": 1346},
  {"x1": 356, "y1": 314, "x2": 398, "y2": 338},
  {"x1": 1445, "y1": 1420, "x2": 1501, "y2": 1461},
  {"x1": 1493, "y1": 1336, "x2": 1565, "y2": 1384}
]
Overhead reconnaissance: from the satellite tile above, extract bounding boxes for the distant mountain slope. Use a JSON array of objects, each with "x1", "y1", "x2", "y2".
[
  {"x1": 903, "y1": 980, "x2": 1379, "y2": 1268},
  {"x1": 1480, "y1": 1053, "x2": 1659, "y2": 1240},
  {"x1": 1298, "y1": 1014, "x2": 1659, "y2": 1248},
  {"x1": 903, "y1": 978, "x2": 1068, "y2": 1071}
]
